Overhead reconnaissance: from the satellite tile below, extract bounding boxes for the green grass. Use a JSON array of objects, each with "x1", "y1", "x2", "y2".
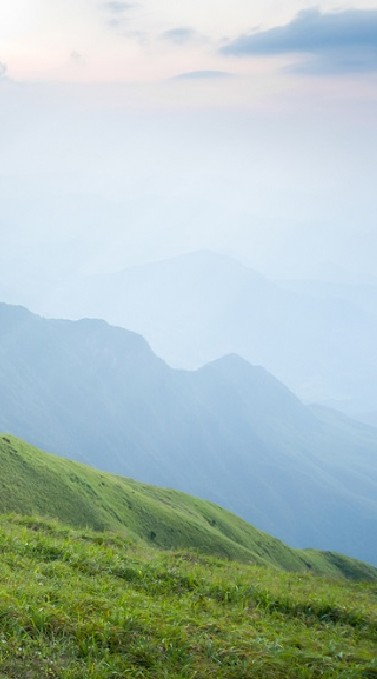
[
  {"x1": 1, "y1": 434, "x2": 377, "y2": 580},
  {"x1": 0, "y1": 514, "x2": 376, "y2": 678}
]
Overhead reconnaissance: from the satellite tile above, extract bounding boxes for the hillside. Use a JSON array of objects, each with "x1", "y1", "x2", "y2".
[
  {"x1": 3, "y1": 434, "x2": 377, "y2": 580},
  {"x1": 0, "y1": 514, "x2": 376, "y2": 678},
  {"x1": 0, "y1": 302, "x2": 376, "y2": 565}
]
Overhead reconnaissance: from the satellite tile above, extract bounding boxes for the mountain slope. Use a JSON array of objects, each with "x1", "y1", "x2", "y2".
[
  {"x1": 0, "y1": 302, "x2": 376, "y2": 565},
  {"x1": 1, "y1": 516, "x2": 376, "y2": 679},
  {"x1": 1, "y1": 434, "x2": 377, "y2": 580}
]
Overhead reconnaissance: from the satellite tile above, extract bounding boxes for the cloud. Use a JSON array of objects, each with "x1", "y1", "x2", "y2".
[
  {"x1": 291, "y1": 49, "x2": 377, "y2": 75},
  {"x1": 102, "y1": 1, "x2": 137, "y2": 30},
  {"x1": 221, "y1": 8, "x2": 377, "y2": 73},
  {"x1": 162, "y1": 27, "x2": 202, "y2": 45},
  {"x1": 70, "y1": 51, "x2": 84, "y2": 65},
  {"x1": 173, "y1": 70, "x2": 233, "y2": 80},
  {"x1": 103, "y1": 1, "x2": 135, "y2": 13}
]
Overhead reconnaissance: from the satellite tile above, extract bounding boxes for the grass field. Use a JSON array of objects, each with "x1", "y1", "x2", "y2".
[{"x1": 0, "y1": 514, "x2": 376, "y2": 678}]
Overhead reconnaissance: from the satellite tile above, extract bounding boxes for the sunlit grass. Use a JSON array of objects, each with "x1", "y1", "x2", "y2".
[{"x1": 0, "y1": 515, "x2": 376, "y2": 678}]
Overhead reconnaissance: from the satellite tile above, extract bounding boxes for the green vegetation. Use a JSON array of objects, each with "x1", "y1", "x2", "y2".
[
  {"x1": 1, "y1": 434, "x2": 376, "y2": 580},
  {"x1": 1, "y1": 434, "x2": 376, "y2": 677},
  {"x1": 0, "y1": 514, "x2": 376, "y2": 678}
]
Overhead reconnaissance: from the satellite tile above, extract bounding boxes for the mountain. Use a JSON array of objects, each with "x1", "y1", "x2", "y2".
[
  {"x1": 0, "y1": 302, "x2": 376, "y2": 565},
  {"x1": 355, "y1": 410, "x2": 377, "y2": 428},
  {"x1": 22, "y1": 250, "x2": 377, "y2": 414},
  {"x1": 1, "y1": 516, "x2": 376, "y2": 679},
  {"x1": 3, "y1": 433, "x2": 376, "y2": 579}
]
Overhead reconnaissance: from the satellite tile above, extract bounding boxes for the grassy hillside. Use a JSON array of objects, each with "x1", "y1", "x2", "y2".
[
  {"x1": 1, "y1": 434, "x2": 376, "y2": 581},
  {"x1": 0, "y1": 514, "x2": 376, "y2": 678}
]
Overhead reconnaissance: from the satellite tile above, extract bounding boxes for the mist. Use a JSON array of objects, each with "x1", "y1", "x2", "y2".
[{"x1": 1, "y1": 78, "x2": 376, "y2": 294}]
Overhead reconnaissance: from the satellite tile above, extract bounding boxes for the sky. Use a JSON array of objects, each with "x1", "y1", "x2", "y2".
[
  {"x1": 1, "y1": 0, "x2": 377, "y2": 309},
  {"x1": 2, "y1": 0, "x2": 377, "y2": 82}
]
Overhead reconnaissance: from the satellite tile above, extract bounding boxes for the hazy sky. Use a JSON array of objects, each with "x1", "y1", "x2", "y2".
[
  {"x1": 1, "y1": 1, "x2": 377, "y2": 307},
  {"x1": 2, "y1": 0, "x2": 377, "y2": 81}
]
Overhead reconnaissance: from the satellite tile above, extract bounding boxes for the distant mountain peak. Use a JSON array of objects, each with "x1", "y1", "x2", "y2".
[{"x1": 114, "y1": 249, "x2": 266, "y2": 282}]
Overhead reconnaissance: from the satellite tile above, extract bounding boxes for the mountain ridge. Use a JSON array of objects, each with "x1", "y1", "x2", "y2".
[
  {"x1": 0, "y1": 301, "x2": 376, "y2": 565},
  {"x1": 22, "y1": 249, "x2": 377, "y2": 415}
]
